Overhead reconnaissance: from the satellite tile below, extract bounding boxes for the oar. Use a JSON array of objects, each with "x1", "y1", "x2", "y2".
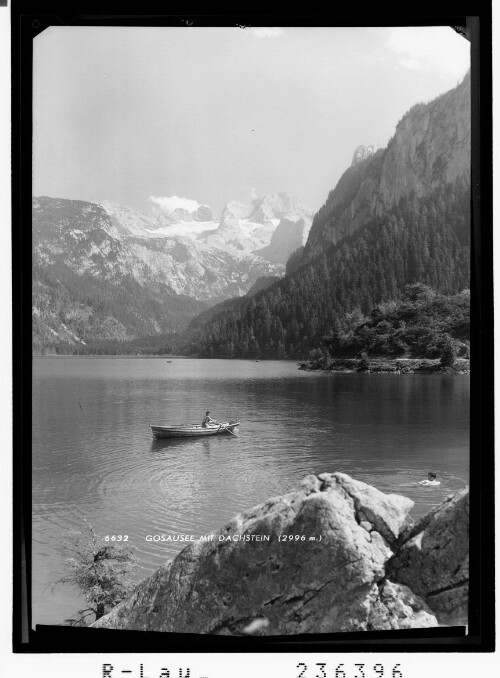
[{"x1": 219, "y1": 423, "x2": 239, "y2": 437}]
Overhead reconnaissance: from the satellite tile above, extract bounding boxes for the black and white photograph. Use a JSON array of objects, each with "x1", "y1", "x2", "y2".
[{"x1": 13, "y1": 8, "x2": 494, "y2": 659}]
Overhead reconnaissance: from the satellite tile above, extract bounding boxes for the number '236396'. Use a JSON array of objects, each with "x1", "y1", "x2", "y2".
[{"x1": 296, "y1": 663, "x2": 403, "y2": 678}]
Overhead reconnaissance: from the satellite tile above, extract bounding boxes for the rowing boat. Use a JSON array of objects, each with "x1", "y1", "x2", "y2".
[{"x1": 150, "y1": 420, "x2": 240, "y2": 439}]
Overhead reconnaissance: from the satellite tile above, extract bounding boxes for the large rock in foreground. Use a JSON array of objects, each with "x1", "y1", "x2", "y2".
[
  {"x1": 94, "y1": 473, "x2": 440, "y2": 634},
  {"x1": 387, "y1": 488, "x2": 469, "y2": 625}
]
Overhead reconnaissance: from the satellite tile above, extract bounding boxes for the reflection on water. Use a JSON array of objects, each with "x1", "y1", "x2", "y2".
[{"x1": 32, "y1": 357, "x2": 469, "y2": 625}]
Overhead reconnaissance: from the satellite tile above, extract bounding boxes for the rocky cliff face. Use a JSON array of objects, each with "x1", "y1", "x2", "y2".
[
  {"x1": 256, "y1": 216, "x2": 311, "y2": 264},
  {"x1": 351, "y1": 145, "x2": 375, "y2": 165},
  {"x1": 304, "y1": 72, "x2": 470, "y2": 262},
  {"x1": 93, "y1": 473, "x2": 468, "y2": 635}
]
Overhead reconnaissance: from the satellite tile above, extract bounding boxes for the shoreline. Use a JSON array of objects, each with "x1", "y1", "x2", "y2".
[
  {"x1": 298, "y1": 357, "x2": 470, "y2": 374},
  {"x1": 31, "y1": 355, "x2": 297, "y2": 361},
  {"x1": 31, "y1": 354, "x2": 299, "y2": 361},
  {"x1": 31, "y1": 353, "x2": 471, "y2": 374}
]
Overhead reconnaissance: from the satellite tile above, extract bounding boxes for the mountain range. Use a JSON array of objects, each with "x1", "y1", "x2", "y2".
[
  {"x1": 32, "y1": 191, "x2": 313, "y2": 352},
  {"x1": 32, "y1": 72, "x2": 470, "y2": 357}
]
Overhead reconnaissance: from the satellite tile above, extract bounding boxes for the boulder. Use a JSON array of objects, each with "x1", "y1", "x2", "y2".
[
  {"x1": 93, "y1": 473, "x2": 437, "y2": 634},
  {"x1": 386, "y1": 488, "x2": 469, "y2": 625},
  {"x1": 364, "y1": 580, "x2": 437, "y2": 631}
]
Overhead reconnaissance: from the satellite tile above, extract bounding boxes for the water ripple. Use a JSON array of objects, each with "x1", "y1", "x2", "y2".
[{"x1": 32, "y1": 358, "x2": 469, "y2": 625}]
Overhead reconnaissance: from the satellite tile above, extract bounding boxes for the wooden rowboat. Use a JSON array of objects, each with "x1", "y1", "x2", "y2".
[{"x1": 150, "y1": 421, "x2": 240, "y2": 439}]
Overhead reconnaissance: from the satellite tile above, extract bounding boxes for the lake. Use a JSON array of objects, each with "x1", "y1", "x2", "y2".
[{"x1": 32, "y1": 357, "x2": 469, "y2": 626}]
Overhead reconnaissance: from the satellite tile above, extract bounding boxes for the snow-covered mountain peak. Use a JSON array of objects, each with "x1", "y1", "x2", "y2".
[{"x1": 99, "y1": 190, "x2": 313, "y2": 265}]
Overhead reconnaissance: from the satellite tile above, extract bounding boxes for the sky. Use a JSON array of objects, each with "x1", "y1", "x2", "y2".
[{"x1": 33, "y1": 26, "x2": 470, "y2": 217}]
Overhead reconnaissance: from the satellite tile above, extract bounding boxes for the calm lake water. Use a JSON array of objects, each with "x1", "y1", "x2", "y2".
[{"x1": 32, "y1": 357, "x2": 469, "y2": 626}]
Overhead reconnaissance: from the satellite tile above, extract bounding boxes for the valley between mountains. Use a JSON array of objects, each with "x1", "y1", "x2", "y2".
[{"x1": 33, "y1": 72, "x2": 471, "y2": 364}]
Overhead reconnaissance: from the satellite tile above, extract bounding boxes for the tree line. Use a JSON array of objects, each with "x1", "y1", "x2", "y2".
[{"x1": 170, "y1": 179, "x2": 470, "y2": 360}]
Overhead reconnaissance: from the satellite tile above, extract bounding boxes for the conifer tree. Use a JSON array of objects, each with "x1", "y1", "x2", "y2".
[{"x1": 55, "y1": 519, "x2": 137, "y2": 626}]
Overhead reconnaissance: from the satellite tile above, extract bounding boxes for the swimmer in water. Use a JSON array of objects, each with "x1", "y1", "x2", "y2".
[{"x1": 418, "y1": 472, "x2": 441, "y2": 486}]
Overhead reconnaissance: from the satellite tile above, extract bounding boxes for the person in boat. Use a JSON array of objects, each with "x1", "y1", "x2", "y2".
[
  {"x1": 418, "y1": 472, "x2": 441, "y2": 486},
  {"x1": 202, "y1": 411, "x2": 218, "y2": 428}
]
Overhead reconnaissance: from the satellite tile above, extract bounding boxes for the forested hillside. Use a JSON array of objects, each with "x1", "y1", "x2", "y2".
[
  {"x1": 306, "y1": 284, "x2": 470, "y2": 369},
  {"x1": 32, "y1": 260, "x2": 207, "y2": 354},
  {"x1": 176, "y1": 179, "x2": 469, "y2": 359}
]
